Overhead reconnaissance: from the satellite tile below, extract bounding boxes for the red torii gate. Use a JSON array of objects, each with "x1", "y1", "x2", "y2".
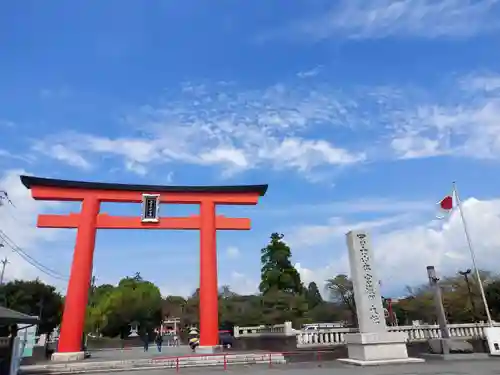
[{"x1": 21, "y1": 175, "x2": 267, "y2": 361}]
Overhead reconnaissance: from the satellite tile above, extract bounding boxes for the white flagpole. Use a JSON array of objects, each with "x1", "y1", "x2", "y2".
[{"x1": 453, "y1": 181, "x2": 494, "y2": 327}]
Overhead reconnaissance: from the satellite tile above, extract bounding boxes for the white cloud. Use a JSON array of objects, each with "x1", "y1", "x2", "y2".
[
  {"x1": 2, "y1": 167, "x2": 499, "y2": 299},
  {"x1": 289, "y1": 213, "x2": 415, "y2": 248},
  {"x1": 288, "y1": 0, "x2": 500, "y2": 40},
  {"x1": 31, "y1": 83, "x2": 365, "y2": 179},
  {"x1": 0, "y1": 120, "x2": 15, "y2": 128},
  {"x1": 295, "y1": 197, "x2": 500, "y2": 296},
  {"x1": 226, "y1": 246, "x2": 241, "y2": 259},
  {"x1": 259, "y1": 138, "x2": 365, "y2": 172},
  {"x1": 0, "y1": 149, "x2": 34, "y2": 163},
  {"x1": 228, "y1": 271, "x2": 258, "y2": 295},
  {"x1": 297, "y1": 66, "x2": 322, "y2": 78},
  {"x1": 0, "y1": 170, "x2": 69, "y2": 285},
  {"x1": 33, "y1": 143, "x2": 91, "y2": 170},
  {"x1": 389, "y1": 88, "x2": 500, "y2": 160},
  {"x1": 460, "y1": 73, "x2": 500, "y2": 93},
  {"x1": 25, "y1": 72, "x2": 500, "y2": 178},
  {"x1": 390, "y1": 134, "x2": 444, "y2": 159}
]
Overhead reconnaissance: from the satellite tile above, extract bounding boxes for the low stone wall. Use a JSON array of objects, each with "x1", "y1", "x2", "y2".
[
  {"x1": 283, "y1": 347, "x2": 348, "y2": 362},
  {"x1": 86, "y1": 336, "x2": 143, "y2": 349},
  {"x1": 233, "y1": 334, "x2": 488, "y2": 356},
  {"x1": 408, "y1": 338, "x2": 488, "y2": 356},
  {"x1": 233, "y1": 335, "x2": 298, "y2": 352}
]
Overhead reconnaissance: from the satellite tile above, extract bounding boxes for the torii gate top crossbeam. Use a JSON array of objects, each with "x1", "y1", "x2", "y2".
[{"x1": 20, "y1": 176, "x2": 268, "y2": 204}]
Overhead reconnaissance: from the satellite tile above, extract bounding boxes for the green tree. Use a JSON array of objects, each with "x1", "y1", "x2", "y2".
[
  {"x1": 91, "y1": 276, "x2": 163, "y2": 338},
  {"x1": 86, "y1": 284, "x2": 115, "y2": 334},
  {"x1": 261, "y1": 290, "x2": 309, "y2": 326},
  {"x1": 306, "y1": 302, "x2": 342, "y2": 323},
  {"x1": 306, "y1": 282, "x2": 323, "y2": 308},
  {"x1": 259, "y1": 233, "x2": 303, "y2": 295},
  {"x1": 325, "y1": 274, "x2": 356, "y2": 326},
  {"x1": 162, "y1": 296, "x2": 186, "y2": 318},
  {"x1": 219, "y1": 285, "x2": 237, "y2": 299},
  {"x1": 486, "y1": 279, "x2": 500, "y2": 320},
  {"x1": 220, "y1": 294, "x2": 265, "y2": 327},
  {"x1": 0, "y1": 279, "x2": 63, "y2": 335}
]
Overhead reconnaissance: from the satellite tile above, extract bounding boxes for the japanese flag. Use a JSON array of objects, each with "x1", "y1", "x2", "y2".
[{"x1": 436, "y1": 189, "x2": 457, "y2": 219}]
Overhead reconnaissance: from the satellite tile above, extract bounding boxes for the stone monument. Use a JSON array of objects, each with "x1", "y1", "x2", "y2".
[
  {"x1": 129, "y1": 322, "x2": 139, "y2": 338},
  {"x1": 338, "y1": 230, "x2": 424, "y2": 366}
]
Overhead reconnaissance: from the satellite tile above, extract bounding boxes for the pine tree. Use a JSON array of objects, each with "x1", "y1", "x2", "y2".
[
  {"x1": 259, "y1": 233, "x2": 303, "y2": 295},
  {"x1": 306, "y1": 282, "x2": 323, "y2": 308}
]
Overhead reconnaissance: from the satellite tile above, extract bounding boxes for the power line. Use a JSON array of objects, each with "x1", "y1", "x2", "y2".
[
  {"x1": 0, "y1": 193, "x2": 69, "y2": 281},
  {"x1": 0, "y1": 229, "x2": 69, "y2": 281},
  {"x1": 0, "y1": 190, "x2": 14, "y2": 207}
]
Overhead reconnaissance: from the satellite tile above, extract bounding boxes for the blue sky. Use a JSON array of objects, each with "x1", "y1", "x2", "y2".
[{"x1": 2, "y1": 0, "x2": 500, "y2": 298}]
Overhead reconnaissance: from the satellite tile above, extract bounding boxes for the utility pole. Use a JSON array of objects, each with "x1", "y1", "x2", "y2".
[
  {"x1": 427, "y1": 266, "x2": 450, "y2": 349},
  {"x1": 459, "y1": 268, "x2": 477, "y2": 321},
  {"x1": 0, "y1": 257, "x2": 8, "y2": 284},
  {"x1": 36, "y1": 296, "x2": 45, "y2": 335},
  {"x1": 1, "y1": 190, "x2": 12, "y2": 285},
  {"x1": 0, "y1": 257, "x2": 8, "y2": 307}
]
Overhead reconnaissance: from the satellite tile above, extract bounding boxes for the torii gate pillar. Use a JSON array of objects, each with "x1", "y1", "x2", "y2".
[{"x1": 21, "y1": 176, "x2": 267, "y2": 361}]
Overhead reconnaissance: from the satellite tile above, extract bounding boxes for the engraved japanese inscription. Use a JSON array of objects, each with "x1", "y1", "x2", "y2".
[
  {"x1": 346, "y1": 230, "x2": 386, "y2": 333},
  {"x1": 141, "y1": 194, "x2": 160, "y2": 223}
]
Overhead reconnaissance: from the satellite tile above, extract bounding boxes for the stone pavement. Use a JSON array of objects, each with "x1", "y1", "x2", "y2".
[
  {"x1": 86, "y1": 345, "x2": 193, "y2": 361},
  {"x1": 84, "y1": 359, "x2": 500, "y2": 375}
]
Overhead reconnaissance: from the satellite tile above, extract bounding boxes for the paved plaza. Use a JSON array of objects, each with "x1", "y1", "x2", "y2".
[
  {"x1": 86, "y1": 345, "x2": 194, "y2": 361},
  {"x1": 79, "y1": 359, "x2": 500, "y2": 375},
  {"x1": 19, "y1": 346, "x2": 500, "y2": 375}
]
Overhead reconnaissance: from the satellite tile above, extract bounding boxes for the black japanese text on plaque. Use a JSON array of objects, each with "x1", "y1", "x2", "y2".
[{"x1": 141, "y1": 194, "x2": 160, "y2": 223}]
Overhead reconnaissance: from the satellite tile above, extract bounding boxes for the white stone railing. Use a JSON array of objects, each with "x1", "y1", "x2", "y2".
[
  {"x1": 234, "y1": 321, "x2": 296, "y2": 337},
  {"x1": 296, "y1": 323, "x2": 500, "y2": 348}
]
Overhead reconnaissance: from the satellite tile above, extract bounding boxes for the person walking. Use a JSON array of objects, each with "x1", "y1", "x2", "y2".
[
  {"x1": 141, "y1": 330, "x2": 149, "y2": 352},
  {"x1": 155, "y1": 330, "x2": 163, "y2": 352}
]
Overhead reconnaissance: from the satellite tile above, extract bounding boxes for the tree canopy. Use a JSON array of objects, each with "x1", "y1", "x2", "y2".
[
  {"x1": 306, "y1": 282, "x2": 324, "y2": 309},
  {"x1": 1, "y1": 232, "x2": 500, "y2": 338},
  {"x1": 86, "y1": 274, "x2": 163, "y2": 338},
  {"x1": 0, "y1": 279, "x2": 63, "y2": 335},
  {"x1": 259, "y1": 233, "x2": 304, "y2": 295}
]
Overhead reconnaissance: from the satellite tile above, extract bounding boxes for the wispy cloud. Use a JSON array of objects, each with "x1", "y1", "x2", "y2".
[
  {"x1": 297, "y1": 66, "x2": 322, "y2": 78},
  {"x1": 389, "y1": 73, "x2": 500, "y2": 160},
  {"x1": 460, "y1": 72, "x2": 500, "y2": 92},
  {"x1": 31, "y1": 82, "x2": 367, "y2": 179},
  {"x1": 288, "y1": 213, "x2": 416, "y2": 248},
  {"x1": 28, "y1": 72, "x2": 500, "y2": 179},
  {"x1": 32, "y1": 143, "x2": 92, "y2": 170},
  {"x1": 0, "y1": 120, "x2": 15, "y2": 128},
  {"x1": 266, "y1": 0, "x2": 500, "y2": 41},
  {"x1": 226, "y1": 246, "x2": 241, "y2": 259}
]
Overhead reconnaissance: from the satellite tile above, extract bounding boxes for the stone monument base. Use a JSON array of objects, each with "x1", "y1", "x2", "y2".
[
  {"x1": 485, "y1": 326, "x2": 500, "y2": 356},
  {"x1": 338, "y1": 331, "x2": 424, "y2": 366},
  {"x1": 196, "y1": 345, "x2": 223, "y2": 354},
  {"x1": 427, "y1": 338, "x2": 473, "y2": 355},
  {"x1": 51, "y1": 351, "x2": 85, "y2": 362}
]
